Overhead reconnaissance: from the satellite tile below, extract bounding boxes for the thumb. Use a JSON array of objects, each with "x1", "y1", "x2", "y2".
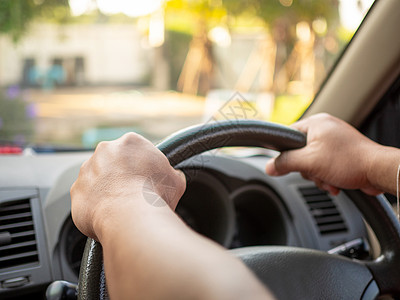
[
  {"x1": 265, "y1": 157, "x2": 279, "y2": 176},
  {"x1": 265, "y1": 148, "x2": 307, "y2": 176}
]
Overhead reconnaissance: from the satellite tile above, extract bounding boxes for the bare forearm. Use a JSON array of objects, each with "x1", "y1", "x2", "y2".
[
  {"x1": 367, "y1": 145, "x2": 400, "y2": 196},
  {"x1": 99, "y1": 198, "x2": 273, "y2": 300}
]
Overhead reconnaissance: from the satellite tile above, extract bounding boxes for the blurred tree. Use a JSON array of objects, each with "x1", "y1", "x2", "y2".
[
  {"x1": 0, "y1": 0, "x2": 70, "y2": 42},
  {"x1": 165, "y1": 0, "x2": 227, "y2": 95},
  {"x1": 223, "y1": 0, "x2": 339, "y2": 51},
  {"x1": 166, "y1": 0, "x2": 340, "y2": 95},
  {"x1": 224, "y1": 0, "x2": 337, "y2": 24}
]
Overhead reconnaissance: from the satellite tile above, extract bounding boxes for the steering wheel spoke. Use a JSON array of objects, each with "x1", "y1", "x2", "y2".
[{"x1": 231, "y1": 246, "x2": 376, "y2": 299}]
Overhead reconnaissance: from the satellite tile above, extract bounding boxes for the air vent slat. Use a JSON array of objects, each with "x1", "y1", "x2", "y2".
[
  {"x1": 319, "y1": 224, "x2": 348, "y2": 234},
  {"x1": 307, "y1": 202, "x2": 336, "y2": 209},
  {"x1": 0, "y1": 212, "x2": 32, "y2": 222},
  {"x1": 298, "y1": 188, "x2": 326, "y2": 196},
  {"x1": 0, "y1": 240, "x2": 36, "y2": 251},
  {"x1": 0, "y1": 198, "x2": 39, "y2": 269},
  {"x1": 299, "y1": 187, "x2": 347, "y2": 235},
  {"x1": 0, "y1": 221, "x2": 34, "y2": 231},
  {"x1": 0, "y1": 250, "x2": 38, "y2": 262},
  {"x1": 314, "y1": 215, "x2": 344, "y2": 225},
  {"x1": 10, "y1": 230, "x2": 35, "y2": 238},
  {"x1": 304, "y1": 194, "x2": 331, "y2": 203},
  {"x1": 311, "y1": 208, "x2": 340, "y2": 217},
  {"x1": 0, "y1": 203, "x2": 30, "y2": 213}
]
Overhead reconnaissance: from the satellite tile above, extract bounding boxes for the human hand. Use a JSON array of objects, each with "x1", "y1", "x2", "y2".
[
  {"x1": 265, "y1": 113, "x2": 382, "y2": 196},
  {"x1": 70, "y1": 132, "x2": 186, "y2": 241}
]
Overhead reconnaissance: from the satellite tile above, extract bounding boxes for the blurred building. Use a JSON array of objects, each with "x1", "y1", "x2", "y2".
[{"x1": 0, "y1": 23, "x2": 151, "y2": 88}]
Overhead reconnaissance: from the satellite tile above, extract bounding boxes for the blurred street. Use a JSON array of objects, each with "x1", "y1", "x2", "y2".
[{"x1": 26, "y1": 86, "x2": 205, "y2": 146}]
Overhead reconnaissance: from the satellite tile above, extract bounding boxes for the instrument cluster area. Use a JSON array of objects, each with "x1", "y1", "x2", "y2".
[{"x1": 177, "y1": 168, "x2": 290, "y2": 249}]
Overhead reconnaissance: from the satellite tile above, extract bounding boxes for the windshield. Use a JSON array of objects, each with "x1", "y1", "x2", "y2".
[{"x1": 0, "y1": 0, "x2": 374, "y2": 149}]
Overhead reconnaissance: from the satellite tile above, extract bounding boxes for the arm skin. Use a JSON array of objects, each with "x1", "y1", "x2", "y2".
[
  {"x1": 70, "y1": 132, "x2": 273, "y2": 300},
  {"x1": 265, "y1": 113, "x2": 400, "y2": 196}
]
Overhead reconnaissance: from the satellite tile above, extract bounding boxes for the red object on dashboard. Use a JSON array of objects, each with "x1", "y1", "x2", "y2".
[{"x1": 0, "y1": 146, "x2": 23, "y2": 154}]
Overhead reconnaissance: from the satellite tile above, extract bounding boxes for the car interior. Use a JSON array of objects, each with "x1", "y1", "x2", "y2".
[{"x1": 1, "y1": 0, "x2": 400, "y2": 299}]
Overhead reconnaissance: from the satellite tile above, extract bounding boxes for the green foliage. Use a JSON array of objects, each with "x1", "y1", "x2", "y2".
[
  {"x1": 166, "y1": 0, "x2": 228, "y2": 32},
  {"x1": 269, "y1": 94, "x2": 311, "y2": 125},
  {"x1": 165, "y1": 0, "x2": 340, "y2": 47},
  {"x1": 224, "y1": 0, "x2": 338, "y2": 24},
  {"x1": 0, "y1": 0, "x2": 70, "y2": 41}
]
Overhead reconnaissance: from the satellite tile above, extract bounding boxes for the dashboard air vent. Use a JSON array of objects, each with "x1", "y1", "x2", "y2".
[
  {"x1": 0, "y1": 198, "x2": 39, "y2": 269},
  {"x1": 299, "y1": 187, "x2": 347, "y2": 235}
]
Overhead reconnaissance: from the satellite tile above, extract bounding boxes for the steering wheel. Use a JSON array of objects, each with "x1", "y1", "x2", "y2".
[{"x1": 77, "y1": 119, "x2": 400, "y2": 299}]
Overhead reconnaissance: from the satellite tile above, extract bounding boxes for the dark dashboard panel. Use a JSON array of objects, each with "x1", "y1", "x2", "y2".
[
  {"x1": 230, "y1": 183, "x2": 288, "y2": 248},
  {"x1": 177, "y1": 155, "x2": 368, "y2": 252},
  {"x1": 177, "y1": 168, "x2": 291, "y2": 249},
  {"x1": 0, "y1": 152, "x2": 370, "y2": 298},
  {"x1": 176, "y1": 169, "x2": 234, "y2": 247}
]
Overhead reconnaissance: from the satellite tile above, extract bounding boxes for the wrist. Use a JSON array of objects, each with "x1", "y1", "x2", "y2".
[
  {"x1": 91, "y1": 182, "x2": 151, "y2": 242},
  {"x1": 366, "y1": 144, "x2": 400, "y2": 195},
  {"x1": 92, "y1": 200, "x2": 135, "y2": 243},
  {"x1": 94, "y1": 195, "x2": 179, "y2": 248},
  {"x1": 364, "y1": 143, "x2": 381, "y2": 190}
]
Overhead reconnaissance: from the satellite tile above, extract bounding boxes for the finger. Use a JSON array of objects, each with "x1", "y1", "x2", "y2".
[
  {"x1": 300, "y1": 172, "x2": 312, "y2": 181},
  {"x1": 174, "y1": 169, "x2": 187, "y2": 198},
  {"x1": 290, "y1": 118, "x2": 311, "y2": 133},
  {"x1": 313, "y1": 178, "x2": 324, "y2": 191},
  {"x1": 272, "y1": 147, "x2": 311, "y2": 175},
  {"x1": 265, "y1": 157, "x2": 280, "y2": 176},
  {"x1": 321, "y1": 183, "x2": 340, "y2": 196},
  {"x1": 361, "y1": 187, "x2": 383, "y2": 196},
  {"x1": 265, "y1": 153, "x2": 302, "y2": 176},
  {"x1": 175, "y1": 169, "x2": 187, "y2": 183},
  {"x1": 266, "y1": 147, "x2": 309, "y2": 176}
]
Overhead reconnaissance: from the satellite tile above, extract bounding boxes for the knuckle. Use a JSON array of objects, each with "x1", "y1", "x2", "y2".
[
  {"x1": 122, "y1": 132, "x2": 140, "y2": 142},
  {"x1": 316, "y1": 112, "x2": 330, "y2": 119},
  {"x1": 312, "y1": 113, "x2": 333, "y2": 123},
  {"x1": 120, "y1": 132, "x2": 148, "y2": 148},
  {"x1": 96, "y1": 141, "x2": 109, "y2": 151}
]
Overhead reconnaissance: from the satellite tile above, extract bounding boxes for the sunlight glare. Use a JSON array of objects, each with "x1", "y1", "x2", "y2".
[
  {"x1": 149, "y1": 10, "x2": 165, "y2": 47},
  {"x1": 208, "y1": 27, "x2": 231, "y2": 47},
  {"x1": 339, "y1": 0, "x2": 374, "y2": 32},
  {"x1": 97, "y1": 0, "x2": 163, "y2": 17},
  {"x1": 296, "y1": 22, "x2": 311, "y2": 42},
  {"x1": 68, "y1": 0, "x2": 92, "y2": 16},
  {"x1": 312, "y1": 18, "x2": 327, "y2": 36}
]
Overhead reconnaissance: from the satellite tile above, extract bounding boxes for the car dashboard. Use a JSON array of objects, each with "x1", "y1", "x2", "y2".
[{"x1": 0, "y1": 150, "x2": 368, "y2": 299}]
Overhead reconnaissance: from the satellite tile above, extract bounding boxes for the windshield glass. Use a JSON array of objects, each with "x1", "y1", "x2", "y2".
[{"x1": 0, "y1": 0, "x2": 374, "y2": 149}]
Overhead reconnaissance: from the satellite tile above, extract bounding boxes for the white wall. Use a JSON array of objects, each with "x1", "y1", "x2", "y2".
[{"x1": 0, "y1": 23, "x2": 152, "y2": 86}]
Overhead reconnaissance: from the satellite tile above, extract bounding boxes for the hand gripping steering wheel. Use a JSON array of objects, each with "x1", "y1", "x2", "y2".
[{"x1": 77, "y1": 120, "x2": 400, "y2": 299}]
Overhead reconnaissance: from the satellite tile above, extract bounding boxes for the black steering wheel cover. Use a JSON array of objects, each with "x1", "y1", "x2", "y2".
[
  {"x1": 77, "y1": 119, "x2": 400, "y2": 299},
  {"x1": 78, "y1": 238, "x2": 103, "y2": 300},
  {"x1": 157, "y1": 119, "x2": 306, "y2": 166},
  {"x1": 77, "y1": 120, "x2": 306, "y2": 300}
]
